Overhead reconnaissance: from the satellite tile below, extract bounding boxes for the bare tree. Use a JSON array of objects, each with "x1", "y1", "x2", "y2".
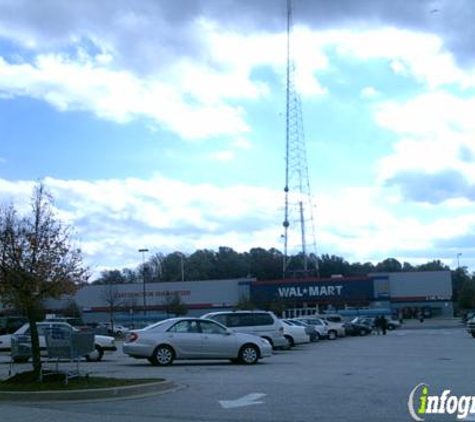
[
  {"x1": 101, "y1": 282, "x2": 124, "y2": 331},
  {"x1": 162, "y1": 292, "x2": 188, "y2": 317},
  {"x1": 0, "y1": 184, "x2": 89, "y2": 380}
]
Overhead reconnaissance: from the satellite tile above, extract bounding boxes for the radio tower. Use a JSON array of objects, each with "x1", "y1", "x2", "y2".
[{"x1": 282, "y1": 0, "x2": 319, "y2": 279}]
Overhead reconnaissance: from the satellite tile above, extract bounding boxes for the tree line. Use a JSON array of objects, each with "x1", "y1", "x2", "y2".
[
  {"x1": 93, "y1": 248, "x2": 451, "y2": 285},
  {"x1": 93, "y1": 249, "x2": 475, "y2": 312}
]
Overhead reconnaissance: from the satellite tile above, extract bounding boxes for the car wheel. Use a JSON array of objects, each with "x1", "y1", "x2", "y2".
[
  {"x1": 328, "y1": 330, "x2": 337, "y2": 340},
  {"x1": 116, "y1": 331, "x2": 123, "y2": 336},
  {"x1": 239, "y1": 344, "x2": 259, "y2": 364},
  {"x1": 471, "y1": 332, "x2": 475, "y2": 338},
  {"x1": 359, "y1": 329, "x2": 368, "y2": 336},
  {"x1": 387, "y1": 325, "x2": 394, "y2": 331},
  {"x1": 284, "y1": 335, "x2": 295, "y2": 347},
  {"x1": 150, "y1": 345, "x2": 175, "y2": 366},
  {"x1": 85, "y1": 345, "x2": 104, "y2": 362}
]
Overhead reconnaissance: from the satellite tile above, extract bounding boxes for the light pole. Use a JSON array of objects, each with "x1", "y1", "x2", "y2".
[
  {"x1": 139, "y1": 248, "x2": 149, "y2": 315},
  {"x1": 179, "y1": 252, "x2": 185, "y2": 282},
  {"x1": 457, "y1": 253, "x2": 462, "y2": 269}
]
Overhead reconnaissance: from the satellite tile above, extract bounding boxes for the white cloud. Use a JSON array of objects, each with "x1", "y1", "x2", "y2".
[
  {"x1": 1, "y1": 176, "x2": 472, "y2": 273},
  {"x1": 316, "y1": 186, "x2": 475, "y2": 262},
  {"x1": 1, "y1": 14, "x2": 472, "y2": 144},
  {"x1": 360, "y1": 86, "x2": 379, "y2": 98},
  {"x1": 0, "y1": 54, "x2": 251, "y2": 139},
  {"x1": 333, "y1": 28, "x2": 466, "y2": 88},
  {"x1": 373, "y1": 91, "x2": 475, "y2": 187}
]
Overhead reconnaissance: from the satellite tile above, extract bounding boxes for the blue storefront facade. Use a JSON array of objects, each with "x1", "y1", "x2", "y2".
[
  {"x1": 249, "y1": 271, "x2": 454, "y2": 318},
  {"x1": 251, "y1": 277, "x2": 373, "y2": 305}
]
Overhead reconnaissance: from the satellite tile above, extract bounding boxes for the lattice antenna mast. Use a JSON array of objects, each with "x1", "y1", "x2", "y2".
[{"x1": 282, "y1": 0, "x2": 319, "y2": 278}]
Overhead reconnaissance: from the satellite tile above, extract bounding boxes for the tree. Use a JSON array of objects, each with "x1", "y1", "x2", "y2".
[
  {"x1": 248, "y1": 248, "x2": 282, "y2": 280},
  {"x1": 457, "y1": 279, "x2": 475, "y2": 310},
  {"x1": 215, "y1": 246, "x2": 248, "y2": 279},
  {"x1": 185, "y1": 249, "x2": 217, "y2": 280},
  {"x1": 0, "y1": 184, "x2": 88, "y2": 380},
  {"x1": 101, "y1": 281, "x2": 124, "y2": 330},
  {"x1": 234, "y1": 295, "x2": 257, "y2": 310},
  {"x1": 375, "y1": 258, "x2": 403, "y2": 273},
  {"x1": 160, "y1": 252, "x2": 185, "y2": 282},
  {"x1": 92, "y1": 269, "x2": 125, "y2": 285},
  {"x1": 162, "y1": 292, "x2": 188, "y2": 317},
  {"x1": 121, "y1": 268, "x2": 138, "y2": 283},
  {"x1": 62, "y1": 300, "x2": 82, "y2": 318},
  {"x1": 148, "y1": 253, "x2": 164, "y2": 283},
  {"x1": 318, "y1": 254, "x2": 351, "y2": 278},
  {"x1": 416, "y1": 260, "x2": 449, "y2": 272}
]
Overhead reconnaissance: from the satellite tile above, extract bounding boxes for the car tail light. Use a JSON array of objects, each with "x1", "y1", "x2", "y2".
[{"x1": 126, "y1": 332, "x2": 138, "y2": 343}]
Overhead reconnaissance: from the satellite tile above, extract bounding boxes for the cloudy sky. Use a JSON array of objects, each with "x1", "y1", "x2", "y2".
[{"x1": 1, "y1": 0, "x2": 474, "y2": 276}]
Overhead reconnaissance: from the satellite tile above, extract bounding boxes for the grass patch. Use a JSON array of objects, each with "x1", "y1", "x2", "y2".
[{"x1": 0, "y1": 371, "x2": 163, "y2": 391}]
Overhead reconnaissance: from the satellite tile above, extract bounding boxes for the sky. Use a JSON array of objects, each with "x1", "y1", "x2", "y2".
[{"x1": 1, "y1": 0, "x2": 475, "y2": 277}]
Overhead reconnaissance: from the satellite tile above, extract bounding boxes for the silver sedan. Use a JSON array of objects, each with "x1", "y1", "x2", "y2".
[{"x1": 123, "y1": 317, "x2": 273, "y2": 366}]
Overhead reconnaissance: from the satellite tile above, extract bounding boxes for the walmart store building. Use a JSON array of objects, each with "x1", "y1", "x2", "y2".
[{"x1": 59, "y1": 270, "x2": 453, "y2": 323}]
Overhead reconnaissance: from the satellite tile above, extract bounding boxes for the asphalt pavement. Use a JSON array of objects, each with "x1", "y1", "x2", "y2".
[{"x1": 0, "y1": 322, "x2": 473, "y2": 421}]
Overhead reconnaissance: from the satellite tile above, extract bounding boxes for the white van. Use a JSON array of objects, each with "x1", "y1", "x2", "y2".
[{"x1": 201, "y1": 311, "x2": 288, "y2": 349}]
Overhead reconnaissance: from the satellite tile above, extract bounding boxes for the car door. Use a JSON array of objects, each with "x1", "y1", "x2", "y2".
[
  {"x1": 199, "y1": 320, "x2": 237, "y2": 358},
  {"x1": 165, "y1": 320, "x2": 203, "y2": 358}
]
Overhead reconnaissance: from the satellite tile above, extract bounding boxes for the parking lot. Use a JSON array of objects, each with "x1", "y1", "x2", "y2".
[{"x1": 0, "y1": 324, "x2": 473, "y2": 422}]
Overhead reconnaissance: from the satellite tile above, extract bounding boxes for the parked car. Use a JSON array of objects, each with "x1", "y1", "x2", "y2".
[
  {"x1": 283, "y1": 319, "x2": 318, "y2": 342},
  {"x1": 281, "y1": 320, "x2": 310, "y2": 346},
  {"x1": 318, "y1": 314, "x2": 344, "y2": 324},
  {"x1": 201, "y1": 311, "x2": 288, "y2": 349},
  {"x1": 342, "y1": 320, "x2": 373, "y2": 336},
  {"x1": 295, "y1": 318, "x2": 336, "y2": 340},
  {"x1": 466, "y1": 317, "x2": 475, "y2": 338},
  {"x1": 463, "y1": 311, "x2": 475, "y2": 323},
  {"x1": 314, "y1": 315, "x2": 346, "y2": 337},
  {"x1": 96, "y1": 322, "x2": 130, "y2": 336},
  {"x1": 353, "y1": 316, "x2": 401, "y2": 331},
  {"x1": 123, "y1": 317, "x2": 272, "y2": 365},
  {"x1": 43, "y1": 316, "x2": 85, "y2": 328},
  {"x1": 0, "y1": 321, "x2": 117, "y2": 362}
]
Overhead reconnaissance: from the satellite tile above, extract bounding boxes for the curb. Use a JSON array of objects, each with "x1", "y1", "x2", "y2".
[{"x1": 0, "y1": 379, "x2": 179, "y2": 402}]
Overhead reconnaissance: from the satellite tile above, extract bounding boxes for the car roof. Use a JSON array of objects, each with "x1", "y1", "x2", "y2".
[{"x1": 203, "y1": 310, "x2": 272, "y2": 316}]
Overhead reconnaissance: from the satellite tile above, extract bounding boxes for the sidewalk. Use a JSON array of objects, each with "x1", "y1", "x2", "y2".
[{"x1": 399, "y1": 318, "x2": 464, "y2": 330}]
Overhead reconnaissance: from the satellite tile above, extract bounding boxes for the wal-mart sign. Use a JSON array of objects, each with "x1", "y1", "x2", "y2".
[{"x1": 250, "y1": 279, "x2": 374, "y2": 303}]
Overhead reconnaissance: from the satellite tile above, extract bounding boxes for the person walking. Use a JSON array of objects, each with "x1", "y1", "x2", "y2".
[
  {"x1": 381, "y1": 316, "x2": 388, "y2": 335},
  {"x1": 374, "y1": 316, "x2": 382, "y2": 335},
  {"x1": 418, "y1": 310, "x2": 424, "y2": 323}
]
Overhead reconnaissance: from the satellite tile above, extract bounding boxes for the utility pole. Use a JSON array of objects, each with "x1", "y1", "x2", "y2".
[{"x1": 138, "y1": 248, "x2": 149, "y2": 315}]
